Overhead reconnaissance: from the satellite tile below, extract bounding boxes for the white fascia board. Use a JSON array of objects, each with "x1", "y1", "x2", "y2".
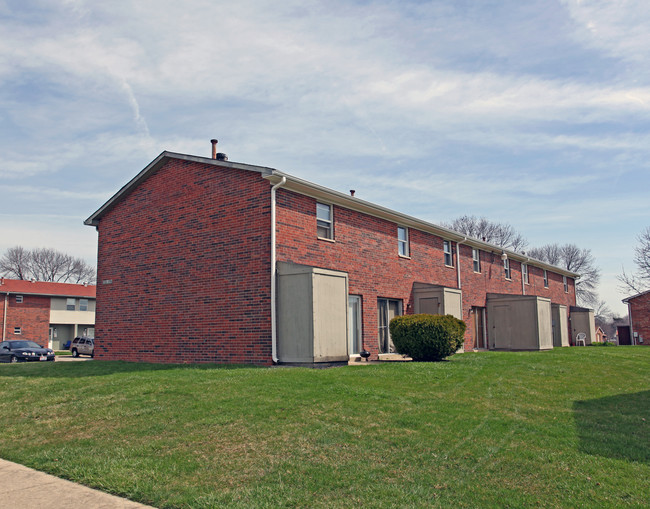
[{"x1": 265, "y1": 172, "x2": 580, "y2": 279}]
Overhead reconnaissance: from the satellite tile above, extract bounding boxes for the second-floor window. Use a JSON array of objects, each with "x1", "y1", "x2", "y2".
[
  {"x1": 15, "y1": 295, "x2": 23, "y2": 303},
  {"x1": 398, "y1": 226, "x2": 409, "y2": 257},
  {"x1": 504, "y1": 258, "x2": 511, "y2": 280},
  {"x1": 66, "y1": 298, "x2": 76, "y2": 311},
  {"x1": 472, "y1": 248, "x2": 481, "y2": 273},
  {"x1": 543, "y1": 270, "x2": 549, "y2": 288},
  {"x1": 316, "y1": 202, "x2": 333, "y2": 240},
  {"x1": 563, "y1": 275, "x2": 569, "y2": 293},
  {"x1": 443, "y1": 240, "x2": 453, "y2": 266},
  {"x1": 80, "y1": 299, "x2": 89, "y2": 312},
  {"x1": 522, "y1": 263, "x2": 529, "y2": 285}
]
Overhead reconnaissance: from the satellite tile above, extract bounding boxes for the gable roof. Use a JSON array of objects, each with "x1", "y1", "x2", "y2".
[
  {"x1": 84, "y1": 151, "x2": 275, "y2": 227},
  {"x1": 0, "y1": 279, "x2": 96, "y2": 298},
  {"x1": 85, "y1": 151, "x2": 580, "y2": 279},
  {"x1": 622, "y1": 288, "x2": 650, "y2": 303}
]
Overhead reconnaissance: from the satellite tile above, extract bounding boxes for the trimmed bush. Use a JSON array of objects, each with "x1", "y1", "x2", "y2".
[{"x1": 389, "y1": 314, "x2": 466, "y2": 361}]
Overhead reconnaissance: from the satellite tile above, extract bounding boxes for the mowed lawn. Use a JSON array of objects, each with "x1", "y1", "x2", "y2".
[{"x1": 0, "y1": 348, "x2": 648, "y2": 508}]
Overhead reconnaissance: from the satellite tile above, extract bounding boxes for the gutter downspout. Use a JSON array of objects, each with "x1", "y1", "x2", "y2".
[
  {"x1": 270, "y1": 176, "x2": 286, "y2": 364},
  {"x1": 522, "y1": 257, "x2": 530, "y2": 296},
  {"x1": 456, "y1": 237, "x2": 467, "y2": 289},
  {"x1": 2, "y1": 294, "x2": 7, "y2": 341},
  {"x1": 627, "y1": 301, "x2": 635, "y2": 345}
]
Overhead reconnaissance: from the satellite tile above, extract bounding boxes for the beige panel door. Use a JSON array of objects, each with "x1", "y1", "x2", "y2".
[{"x1": 419, "y1": 297, "x2": 439, "y2": 315}]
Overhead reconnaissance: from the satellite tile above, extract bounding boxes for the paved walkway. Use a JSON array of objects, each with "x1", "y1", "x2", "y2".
[{"x1": 0, "y1": 459, "x2": 156, "y2": 509}]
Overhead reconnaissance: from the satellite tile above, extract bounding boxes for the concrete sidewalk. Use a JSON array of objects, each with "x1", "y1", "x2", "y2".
[{"x1": 0, "y1": 459, "x2": 156, "y2": 508}]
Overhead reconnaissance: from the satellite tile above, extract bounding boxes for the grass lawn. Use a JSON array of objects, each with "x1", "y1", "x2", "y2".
[{"x1": 0, "y1": 348, "x2": 648, "y2": 508}]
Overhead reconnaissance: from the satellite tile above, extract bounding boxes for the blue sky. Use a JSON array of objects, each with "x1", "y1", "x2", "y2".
[{"x1": 1, "y1": 0, "x2": 649, "y2": 316}]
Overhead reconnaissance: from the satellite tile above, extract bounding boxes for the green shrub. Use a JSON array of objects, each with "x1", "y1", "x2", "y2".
[{"x1": 389, "y1": 314, "x2": 466, "y2": 361}]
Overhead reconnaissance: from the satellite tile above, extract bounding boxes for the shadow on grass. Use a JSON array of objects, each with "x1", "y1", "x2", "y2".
[
  {"x1": 574, "y1": 390, "x2": 649, "y2": 464},
  {"x1": 0, "y1": 360, "x2": 261, "y2": 378}
]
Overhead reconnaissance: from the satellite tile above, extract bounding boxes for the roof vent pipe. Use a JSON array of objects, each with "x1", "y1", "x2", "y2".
[
  {"x1": 350, "y1": 190, "x2": 355, "y2": 197},
  {"x1": 211, "y1": 139, "x2": 218, "y2": 159}
]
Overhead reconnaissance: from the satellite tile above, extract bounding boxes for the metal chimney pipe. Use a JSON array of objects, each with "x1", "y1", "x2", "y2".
[{"x1": 211, "y1": 139, "x2": 218, "y2": 159}]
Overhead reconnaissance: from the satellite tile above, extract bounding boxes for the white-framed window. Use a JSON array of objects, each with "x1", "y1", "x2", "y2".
[
  {"x1": 397, "y1": 226, "x2": 409, "y2": 257},
  {"x1": 443, "y1": 240, "x2": 453, "y2": 266},
  {"x1": 316, "y1": 202, "x2": 333, "y2": 240},
  {"x1": 522, "y1": 263, "x2": 529, "y2": 285},
  {"x1": 80, "y1": 299, "x2": 88, "y2": 312},
  {"x1": 66, "y1": 298, "x2": 76, "y2": 311},
  {"x1": 472, "y1": 248, "x2": 481, "y2": 273},
  {"x1": 504, "y1": 258, "x2": 511, "y2": 280},
  {"x1": 14, "y1": 327, "x2": 21, "y2": 335},
  {"x1": 563, "y1": 275, "x2": 568, "y2": 293},
  {"x1": 543, "y1": 269, "x2": 549, "y2": 288},
  {"x1": 15, "y1": 295, "x2": 23, "y2": 304}
]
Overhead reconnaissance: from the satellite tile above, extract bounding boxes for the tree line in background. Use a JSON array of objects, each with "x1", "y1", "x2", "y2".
[
  {"x1": 443, "y1": 215, "x2": 600, "y2": 309},
  {"x1": 0, "y1": 246, "x2": 96, "y2": 284}
]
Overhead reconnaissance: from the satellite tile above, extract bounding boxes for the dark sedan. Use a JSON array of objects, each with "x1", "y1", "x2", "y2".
[{"x1": 0, "y1": 340, "x2": 55, "y2": 363}]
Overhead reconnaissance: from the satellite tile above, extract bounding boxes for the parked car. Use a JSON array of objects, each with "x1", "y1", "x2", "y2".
[
  {"x1": 70, "y1": 336, "x2": 94, "y2": 358},
  {"x1": 0, "y1": 340, "x2": 55, "y2": 363}
]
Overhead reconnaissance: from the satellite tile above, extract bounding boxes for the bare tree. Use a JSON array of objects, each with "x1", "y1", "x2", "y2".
[
  {"x1": 618, "y1": 226, "x2": 650, "y2": 295},
  {"x1": 0, "y1": 246, "x2": 95, "y2": 284},
  {"x1": 528, "y1": 243, "x2": 600, "y2": 307},
  {"x1": 0, "y1": 246, "x2": 31, "y2": 280},
  {"x1": 443, "y1": 215, "x2": 528, "y2": 251},
  {"x1": 593, "y1": 300, "x2": 612, "y2": 322}
]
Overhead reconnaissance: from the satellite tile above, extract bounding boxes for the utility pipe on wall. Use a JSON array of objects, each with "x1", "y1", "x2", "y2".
[
  {"x1": 456, "y1": 237, "x2": 467, "y2": 289},
  {"x1": 2, "y1": 294, "x2": 7, "y2": 341},
  {"x1": 270, "y1": 176, "x2": 286, "y2": 364}
]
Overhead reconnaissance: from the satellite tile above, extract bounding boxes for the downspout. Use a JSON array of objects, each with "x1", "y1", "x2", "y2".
[
  {"x1": 270, "y1": 176, "x2": 286, "y2": 364},
  {"x1": 522, "y1": 257, "x2": 530, "y2": 296},
  {"x1": 2, "y1": 293, "x2": 7, "y2": 341},
  {"x1": 456, "y1": 237, "x2": 467, "y2": 289},
  {"x1": 627, "y1": 301, "x2": 635, "y2": 345}
]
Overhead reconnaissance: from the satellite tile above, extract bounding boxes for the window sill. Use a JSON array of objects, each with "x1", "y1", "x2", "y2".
[
  {"x1": 445, "y1": 264, "x2": 455, "y2": 269},
  {"x1": 317, "y1": 237, "x2": 336, "y2": 243},
  {"x1": 398, "y1": 254, "x2": 411, "y2": 260}
]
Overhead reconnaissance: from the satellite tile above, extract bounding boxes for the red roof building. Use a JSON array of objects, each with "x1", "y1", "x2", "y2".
[
  {"x1": 0, "y1": 278, "x2": 96, "y2": 349},
  {"x1": 85, "y1": 148, "x2": 580, "y2": 365},
  {"x1": 623, "y1": 289, "x2": 650, "y2": 346}
]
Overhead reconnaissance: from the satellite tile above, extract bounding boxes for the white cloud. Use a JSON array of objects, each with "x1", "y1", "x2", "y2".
[{"x1": 562, "y1": 0, "x2": 650, "y2": 65}]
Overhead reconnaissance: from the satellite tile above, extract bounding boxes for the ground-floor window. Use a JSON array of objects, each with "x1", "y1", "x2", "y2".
[
  {"x1": 348, "y1": 295, "x2": 362, "y2": 355},
  {"x1": 378, "y1": 298, "x2": 402, "y2": 354}
]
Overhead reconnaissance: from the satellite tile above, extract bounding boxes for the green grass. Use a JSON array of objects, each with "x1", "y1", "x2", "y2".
[
  {"x1": 55, "y1": 350, "x2": 72, "y2": 356},
  {"x1": 0, "y1": 348, "x2": 648, "y2": 508}
]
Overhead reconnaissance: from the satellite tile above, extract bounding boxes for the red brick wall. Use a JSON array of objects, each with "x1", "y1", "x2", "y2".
[
  {"x1": 629, "y1": 293, "x2": 650, "y2": 345},
  {"x1": 2, "y1": 294, "x2": 50, "y2": 345},
  {"x1": 95, "y1": 159, "x2": 273, "y2": 364},
  {"x1": 275, "y1": 189, "x2": 576, "y2": 356}
]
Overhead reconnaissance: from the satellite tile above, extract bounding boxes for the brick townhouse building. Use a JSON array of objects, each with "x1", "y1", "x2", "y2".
[
  {"x1": 85, "y1": 146, "x2": 582, "y2": 365},
  {"x1": 622, "y1": 290, "x2": 650, "y2": 346},
  {"x1": 1, "y1": 279, "x2": 96, "y2": 350}
]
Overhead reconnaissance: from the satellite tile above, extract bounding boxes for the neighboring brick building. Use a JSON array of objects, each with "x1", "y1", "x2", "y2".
[
  {"x1": 623, "y1": 290, "x2": 650, "y2": 346},
  {"x1": 85, "y1": 149, "x2": 579, "y2": 365},
  {"x1": 0, "y1": 279, "x2": 96, "y2": 349}
]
